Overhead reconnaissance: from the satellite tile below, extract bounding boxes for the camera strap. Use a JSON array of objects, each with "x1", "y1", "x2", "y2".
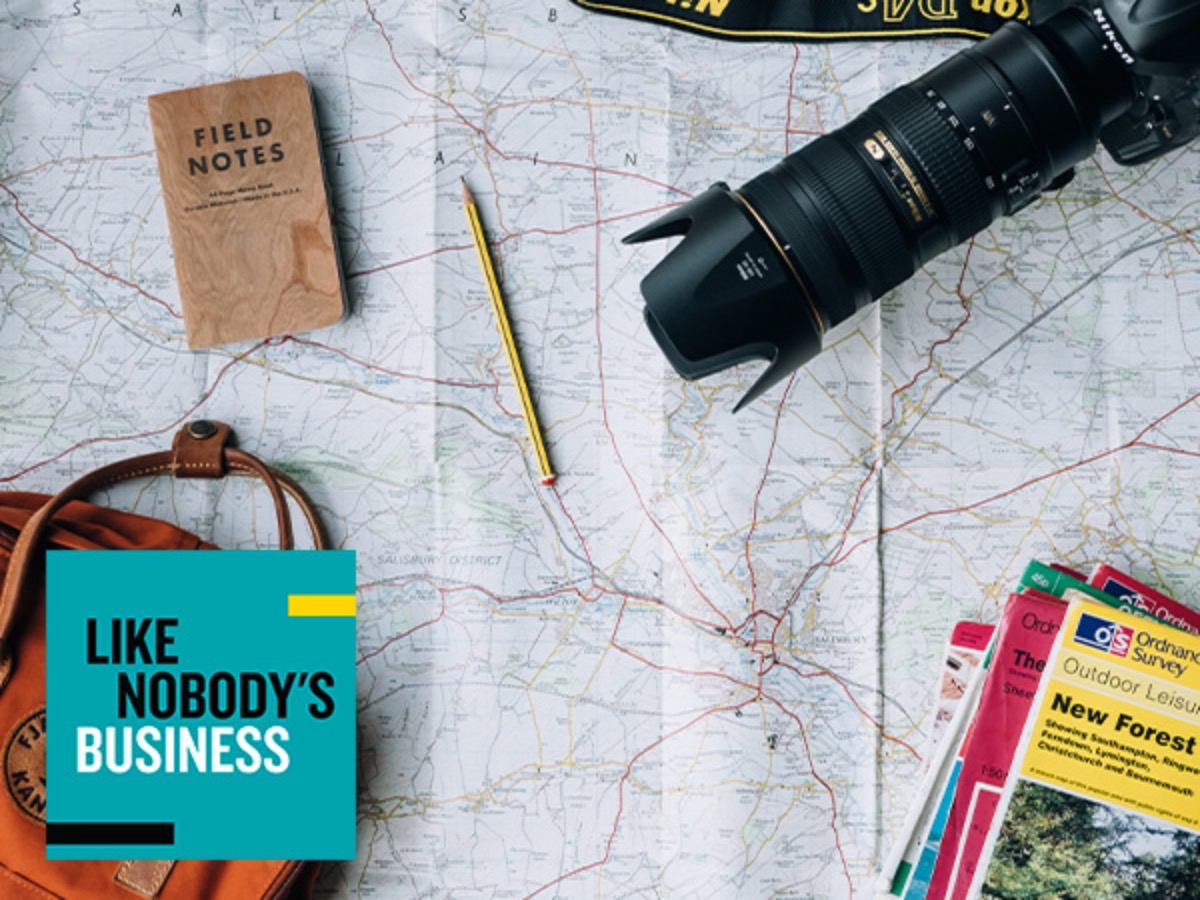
[{"x1": 568, "y1": 0, "x2": 1072, "y2": 41}]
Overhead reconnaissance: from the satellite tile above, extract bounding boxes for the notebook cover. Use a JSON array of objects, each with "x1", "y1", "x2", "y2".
[{"x1": 148, "y1": 72, "x2": 345, "y2": 349}]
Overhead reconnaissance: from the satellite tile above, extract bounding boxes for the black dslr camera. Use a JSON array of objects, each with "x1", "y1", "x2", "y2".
[{"x1": 626, "y1": 0, "x2": 1200, "y2": 410}]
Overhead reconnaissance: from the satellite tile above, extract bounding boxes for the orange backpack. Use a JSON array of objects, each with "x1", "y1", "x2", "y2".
[{"x1": 0, "y1": 422, "x2": 325, "y2": 899}]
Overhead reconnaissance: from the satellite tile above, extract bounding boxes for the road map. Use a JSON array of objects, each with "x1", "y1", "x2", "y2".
[{"x1": 3, "y1": 1, "x2": 1200, "y2": 896}]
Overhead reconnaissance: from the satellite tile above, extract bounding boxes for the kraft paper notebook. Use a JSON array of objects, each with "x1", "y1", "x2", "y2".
[{"x1": 148, "y1": 71, "x2": 347, "y2": 349}]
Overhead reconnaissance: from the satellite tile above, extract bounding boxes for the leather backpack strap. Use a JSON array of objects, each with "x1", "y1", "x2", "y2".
[
  {"x1": 234, "y1": 467, "x2": 328, "y2": 553},
  {"x1": 0, "y1": 421, "x2": 325, "y2": 684}
]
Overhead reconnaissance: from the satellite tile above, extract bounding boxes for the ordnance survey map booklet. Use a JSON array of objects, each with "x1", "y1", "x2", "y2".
[
  {"x1": 884, "y1": 561, "x2": 1200, "y2": 899},
  {"x1": 970, "y1": 600, "x2": 1200, "y2": 898},
  {"x1": 927, "y1": 568, "x2": 1200, "y2": 900},
  {"x1": 917, "y1": 622, "x2": 994, "y2": 770},
  {"x1": 1089, "y1": 564, "x2": 1200, "y2": 638}
]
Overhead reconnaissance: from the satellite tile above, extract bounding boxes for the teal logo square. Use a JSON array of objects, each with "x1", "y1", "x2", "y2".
[{"x1": 45, "y1": 550, "x2": 356, "y2": 860}]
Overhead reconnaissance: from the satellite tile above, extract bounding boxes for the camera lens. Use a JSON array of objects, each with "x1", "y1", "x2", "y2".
[{"x1": 627, "y1": 8, "x2": 1138, "y2": 410}]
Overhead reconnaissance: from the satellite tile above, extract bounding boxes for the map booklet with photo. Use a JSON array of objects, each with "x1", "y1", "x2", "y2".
[
  {"x1": 913, "y1": 562, "x2": 1200, "y2": 899},
  {"x1": 970, "y1": 599, "x2": 1200, "y2": 898}
]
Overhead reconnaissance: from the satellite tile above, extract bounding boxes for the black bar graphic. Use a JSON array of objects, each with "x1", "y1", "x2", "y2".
[{"x1": 46, "y1": 822, "x2": 175, "y2": 845}]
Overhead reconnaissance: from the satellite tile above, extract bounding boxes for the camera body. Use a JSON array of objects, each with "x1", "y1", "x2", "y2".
[
  {"x1": 1093, "y1": 0, "x2": 1200, "y2": 164},
  {"x1": 626, "y1": 0, "x2": 1200, "y2": 410}
]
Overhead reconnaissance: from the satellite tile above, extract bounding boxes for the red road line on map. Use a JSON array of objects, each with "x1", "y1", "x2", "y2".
[
  {"x1": 358, "y1": 600, "x2": 448, "y2": 665},
  {"x1": 495, "y1": 202, "x2": 682, "y2": 243},
  {"x1": 1092, "y1": 159, "x2": 1199, "y2": 252},
  {"x1": 0, "y1": 182, "x2": 182, "y2": 319},
  {"x1": 765, "y1": 245, "x2": 978, "y2": 646},
  {"x1": 438, "y1": 581, "x2": 593, "y2": 606},
  {"x1": 489, "y1": 378, "x2": 526, "y2": 421},
  {"x1": 362, "y1": 0, "x2": 692, "y2": 200},
  {"x1": 1136, "y1": 442, "x2": 1200, "y2": 458},
  {"x1": 828, "y1": 387, "x2": 1200, "y2": 574},
  {"x1": 610, "y1": 638, "x2": 765, "y2": 694},
  {"x1": 568, "y1": 72, "x2": 735, "y2": 635},
  {"x1": 485, "y1": 93, "x2": 822, "y2": 141},
  {"x1": 410, "y1": 580, "x2": 707, "y2": 622},
  {"x1": 346, "y1": 243, "x2": 473, "y2": 279},
  {"x1": 745, "y1": 374, "x2": 797, "y2": 611},
  {"x1": 761, "y1": 692, "x2": 853, "y2": 894},
  {"x1": 551, "y1": 482, "x2": 601, "y2": 569},
  {"x1": 0, "y1": 341, "x2": 269, "y2": 483},
  {"x1": 525, "y1": 698, "x2": 758, "y2": 899},
  {"x1": 769, "y1": 657, "x2": 920, "y2": 758},
  {"x1": 882, "y1": 241, "x2": 975, "y2": 432},
  {"x1": 281, "y1": 335, "x2": 498, "y2": 391},
  {"x1": 306, "y1": 206, "x2": 677, "y2": 279},
  {"x1": 785, "y1": 45, "x2": 802, "y2": 155},
  {"x1": 0, "y1": 150, "x2": 155, "y2": 183},
  {"x1": 608, "y1": 598, "x2": 713, "y2": 677},
  {"x1": 356, "y1": 581, "x2": 594, "y2": 666},
  {"x1": 609, "y1": 588, "x2": 736, "y2": 633}
]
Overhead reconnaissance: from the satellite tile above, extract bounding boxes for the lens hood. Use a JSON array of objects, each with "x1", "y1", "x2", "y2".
[{"x1": 625, "y1": 185, "x2": 823, "y2": 411}]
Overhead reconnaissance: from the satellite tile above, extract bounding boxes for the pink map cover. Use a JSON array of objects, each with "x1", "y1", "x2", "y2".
[
  {"x1": 1088, "y1": 564, "x2": 1200, "y2": 636},
  {"x1": 924, "y1": 591, "x2": 1066, "y2": 900}
]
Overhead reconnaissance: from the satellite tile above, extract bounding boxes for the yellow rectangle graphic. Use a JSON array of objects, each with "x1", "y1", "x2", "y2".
[{"x1": 288, "y1": 594, "x2": 357, "y2": 617}]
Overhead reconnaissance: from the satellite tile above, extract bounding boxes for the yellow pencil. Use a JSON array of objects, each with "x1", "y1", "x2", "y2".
[{"x1": 461, "y1": 180, "x2": 556, "y2": 486}]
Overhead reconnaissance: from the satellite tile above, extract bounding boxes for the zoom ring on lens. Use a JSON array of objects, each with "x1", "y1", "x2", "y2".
[
  {"x1": 785, "y1": 133, "x2": 915, "y2": 302},
  {"x1": 870, "y1": 87, "x2": 995, "y2": 246}
]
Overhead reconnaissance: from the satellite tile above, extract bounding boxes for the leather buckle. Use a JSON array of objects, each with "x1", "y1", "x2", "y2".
[{"x1": 172, "y1": 420, "x2": 232, "y2": 479}]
